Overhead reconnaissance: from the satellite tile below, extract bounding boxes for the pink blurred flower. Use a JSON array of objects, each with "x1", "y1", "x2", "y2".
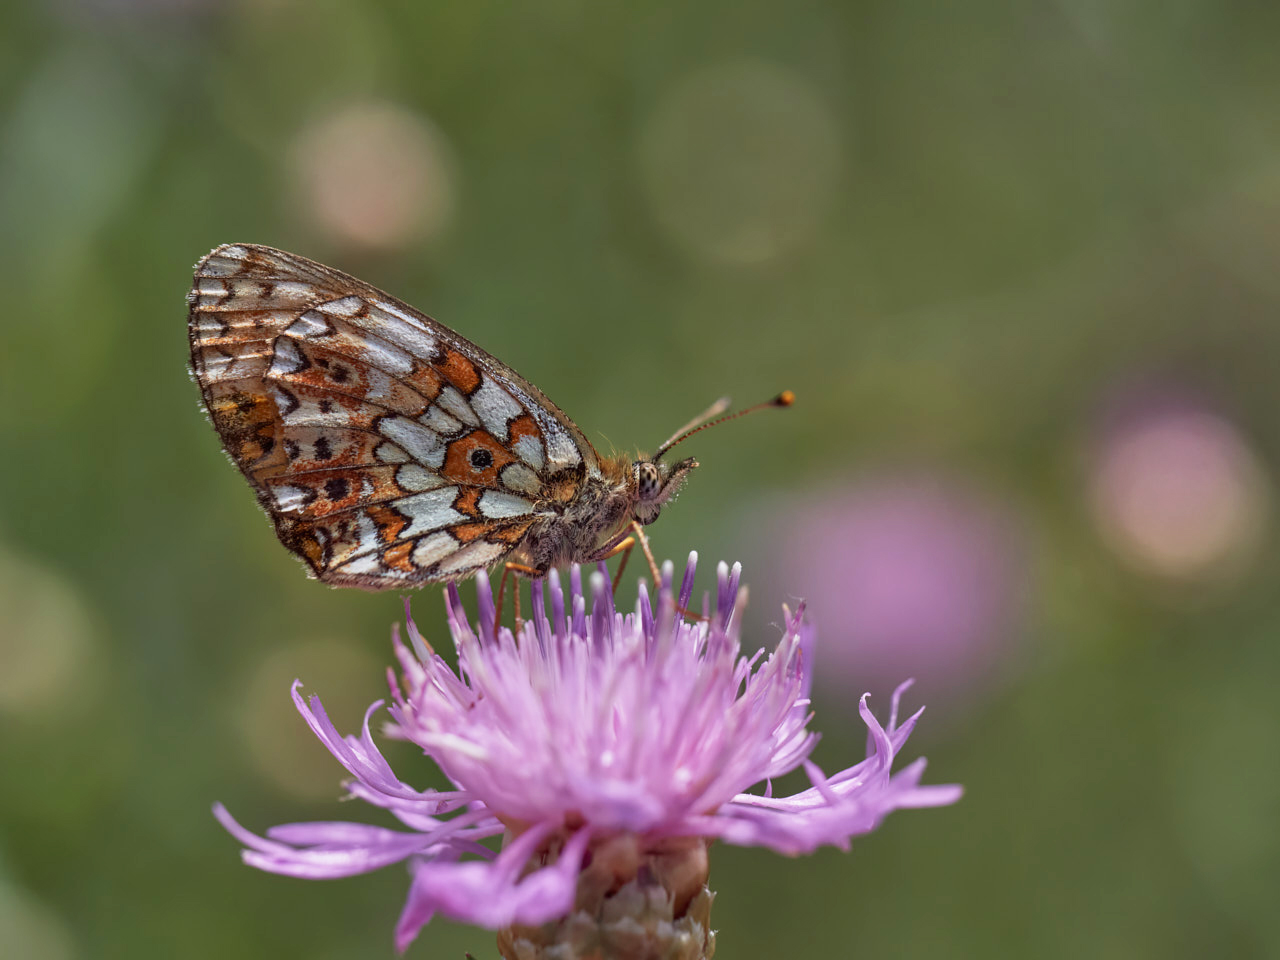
[
  {"x1": 1088, "y1": 389, "x2": 1269, "y2": 581},
  {"x1": 216, "y1": 555, "x2": 960, "y2": 952},
  {"x1": 770, "y1": 476, "x2": 1026, "y2": 706},
  {"x1": 290, "y1": 100, "x2": 456, "y2": 252}
]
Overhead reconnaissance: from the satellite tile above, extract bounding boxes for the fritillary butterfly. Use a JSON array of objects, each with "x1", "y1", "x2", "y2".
[{"x1": 188, "y1": 244, "x2": 790, "y2": 589}]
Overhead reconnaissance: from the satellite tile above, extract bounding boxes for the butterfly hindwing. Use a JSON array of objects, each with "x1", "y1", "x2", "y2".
[{"x1": 188, "y1": 243, "x2": 595, "y2": 587}]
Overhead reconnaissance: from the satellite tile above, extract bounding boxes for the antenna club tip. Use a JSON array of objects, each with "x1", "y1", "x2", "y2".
[{"x1": 775, "y1": 390, "x2": 795, "y2": 407}]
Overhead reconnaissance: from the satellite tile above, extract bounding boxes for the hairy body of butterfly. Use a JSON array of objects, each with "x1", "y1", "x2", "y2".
[{"x1": 188, "y1": 243, "x2": 697, "y2": 589}]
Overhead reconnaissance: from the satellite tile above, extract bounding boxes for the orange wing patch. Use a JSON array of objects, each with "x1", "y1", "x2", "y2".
[
  {"x1": 365, "y1": 503, "x2": 410, "y2": 543},
  {"x1": 448, "y1": 519, "x2": 533, "y2": 546},
  {"x1": 442, "y1": 430, "x2": 516, "y2": 485},
  {"x1": 487, "y1": 520, "x2": 532, "y2": 545},
  {"x1": 405, "y1": 362, "x2": 444, "y2": 403},
  {"x1": 438, "y1": 348, "x2": 480, "y2": 395},
  {"x1": 452, "y1": 486, "x2": 484, "y2": 519},
  {"x1": 450, "y1": 520, "x2": 500, "y2": 544},
  {"x1": 508, "y1": 413, "x2": 540, "y2": 445},
  {"x1": 280, "y1": 522, "x2": 328, "y2": 571},
  {"x1": 381, "y1": 540, "x2": 417, "y2": 574},
  {"x1": 207, "y1": 390, "x2": 282, "y2": 469}
]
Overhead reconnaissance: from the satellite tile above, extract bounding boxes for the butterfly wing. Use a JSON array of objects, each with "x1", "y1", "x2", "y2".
[{"x1": 188, "y1": 243, "x2": 598, "y2": 588}]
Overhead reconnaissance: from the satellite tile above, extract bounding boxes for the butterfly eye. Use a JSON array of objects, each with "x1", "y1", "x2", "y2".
[{"x1": 635, "y1": 462, "x2": 661, "y2": 501}]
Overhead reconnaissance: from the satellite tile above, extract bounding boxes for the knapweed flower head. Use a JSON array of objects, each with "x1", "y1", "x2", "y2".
[{"x1": 216, "y1": 555, "x2": 961, "y2": 956}]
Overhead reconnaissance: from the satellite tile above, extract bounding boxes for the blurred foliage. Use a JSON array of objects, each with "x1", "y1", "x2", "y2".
[{"x1": 3, "y1": 0, "x2": 1280, "y2": 957}]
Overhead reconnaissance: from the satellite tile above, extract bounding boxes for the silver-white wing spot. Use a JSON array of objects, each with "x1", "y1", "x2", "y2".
[
  {"x1": 353, "y1": 367, "x2": 396, "y2": 407},
  {"x1": 273, "y1": 280, "x2": 317, "y2": 300},
  {"x1": 199, "y1": 350, "x2": 234, "y2": 380},
  {"x1": 543, "y1": 425, "x2": 584, "y2": 473},
  {"x1": 337, "y1": 552, "x2": 384, "y2": 576},
  {"x1": 348, "y1": 330, "x2": 415, "y2": 376},
  {"x1": 378, "y1": 417, "x2": 446, "y2": 468},
  {"x1": 277, "y1": 393, "x2": 363, "y2": 429},
  {"x1": 268, "y1": 338, "x2": 306, "y2": 376},
  {"x1": 471, "y1": 377, "x2": 523, "y2": 442},
  {"x1": 206, "y1": 348, "x2": 271, "y2": 382},
  {"x1": 513, "y1": 435, "x2": 545, "y2": 472},
  {"x1": 199, "y1": 248, "x2": 249, "y2": 275},
  {"x1": 499, "y1": 463, "x2": 541, "y2": 496},
  {"x1": 192, "y1": 317, "x2": 229, "y2": 336},
  {"x1": 318, "y1": 295, "x2": 366, "y2": 317},
  {"x1": 357, "y1": 303, "x2": 438, "y2": 358},
  {"x1": 418, "y1": 404, "x2": 464, "y2": 435},
  {"x1": 285, "y1": 311, "x2": 335, "y2": 339},
  {"x1": 375, "y1": 441, "x2": 411, "y2": 463},
  {"x1": 337, "y1": 512, "x2": 389, "y2": 565},
  {"x1": 436, "y1": 386, "x2": 480, "y2": 428},
  {"x1": 396, "y1": 463, "x2": 449, "y2": 493},
  {"x1": 477, "y1": 490, "x2": 535, "y2": 520},
  {"x1": 272, "y1": 484, "x2": 311, "y2": 512},
  {"x1": 413, "y1": 532, "x2": 459, "y2": 567},
  {"x1": 399, "y1": 487, "x2": 465, "y2": 538},
  {"x1": 436, "y1": 539, "x2": 508, "y2": 575},
  {"x1": 196, "y1": 279, "x2": 229, "y2": 305},
  {"x1": 373, "y1": 299, "x2": 432, "y2": 331}
]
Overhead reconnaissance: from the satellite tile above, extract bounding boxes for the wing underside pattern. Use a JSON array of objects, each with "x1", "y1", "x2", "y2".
[{"x1": 188, "y1": 243, "x2": 594, "y2": 587}]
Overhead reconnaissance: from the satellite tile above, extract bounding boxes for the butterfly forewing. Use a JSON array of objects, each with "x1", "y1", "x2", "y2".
[{"x1": 188, "y1": 243, "x2": 598, "y2": 588}]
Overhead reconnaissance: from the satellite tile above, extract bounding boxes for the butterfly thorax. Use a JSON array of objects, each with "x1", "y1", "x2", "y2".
[{"x1": 515, "y1": 454, "x2": 698, "y2": 574}]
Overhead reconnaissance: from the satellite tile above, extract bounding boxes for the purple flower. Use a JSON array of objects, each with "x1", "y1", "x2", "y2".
[
  {"x1": 216, "y1": 555, "x2": 961, "y2": 953},
  {"x1": 767, "y1": 474, "x2": 1027, "y2": 707}
]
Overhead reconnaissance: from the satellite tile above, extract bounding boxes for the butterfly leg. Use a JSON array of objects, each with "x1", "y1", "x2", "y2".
[
  {"x1": 623, "y1": 522, "x2": 707, "y2": 622},
  {"x1": 587, "y1": 522, "x2": 665, "y2": 597},
  {"x1": 628, "y1": 521, "x2": 663, "y2": 586},
  {"x1": 496, "y1": 561, "x2": 542, "y2": 635},
  {"x1": 587, "y1": 534, "x2": 636, "y2": 597},
  {"x1": 610, "y1": 538, "x2": 635, "y2": 597}
]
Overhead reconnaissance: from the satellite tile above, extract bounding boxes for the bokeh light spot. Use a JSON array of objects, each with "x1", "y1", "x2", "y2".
[
  {"x1": 0, "y1": 884, "x2": 77, "y2": 960},
  {"x1": 638, "y1": 60, "x2": 842, "y2": 265},
  {"x1": 237, "y1": 638, "x2": 384, "y2": 800},
  {"x1": 0, "y1": 546, "x2": 96, "y2": 715},
  {"x1": 52, "y1": 0, "x2": 218, "y2": 21},
  {"x1": 1089, "y1": 399, "x2": 1269, "y2": 580},
  {"x1": 290, "y1": 100, "x2": 457, "y2": 252}
]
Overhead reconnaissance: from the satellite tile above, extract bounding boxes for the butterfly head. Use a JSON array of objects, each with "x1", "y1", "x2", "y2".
[
  {"x1": 631, "y1": 456, "x2": 698, "y2": 526},
  {"x1": 627, "y1": 391, "x2": 794, "y2": 526}
]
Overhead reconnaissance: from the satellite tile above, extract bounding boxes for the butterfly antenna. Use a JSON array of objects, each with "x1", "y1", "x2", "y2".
[
  {"x1": 655, "y1": 390, "x2": 794, "y2": 459},
  {"x1": 656, "y1": 396, "x2": 731, "y2": 454}
]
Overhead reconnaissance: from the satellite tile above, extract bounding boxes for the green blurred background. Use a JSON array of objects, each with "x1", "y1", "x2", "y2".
[{"x1": 4, "y1": 1, "x2": 1280, "y2": 957}]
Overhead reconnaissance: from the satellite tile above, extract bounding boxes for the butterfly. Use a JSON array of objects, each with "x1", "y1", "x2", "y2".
[{"x1": 188, "y1": 243, "x2": 791, "y2": 590}]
